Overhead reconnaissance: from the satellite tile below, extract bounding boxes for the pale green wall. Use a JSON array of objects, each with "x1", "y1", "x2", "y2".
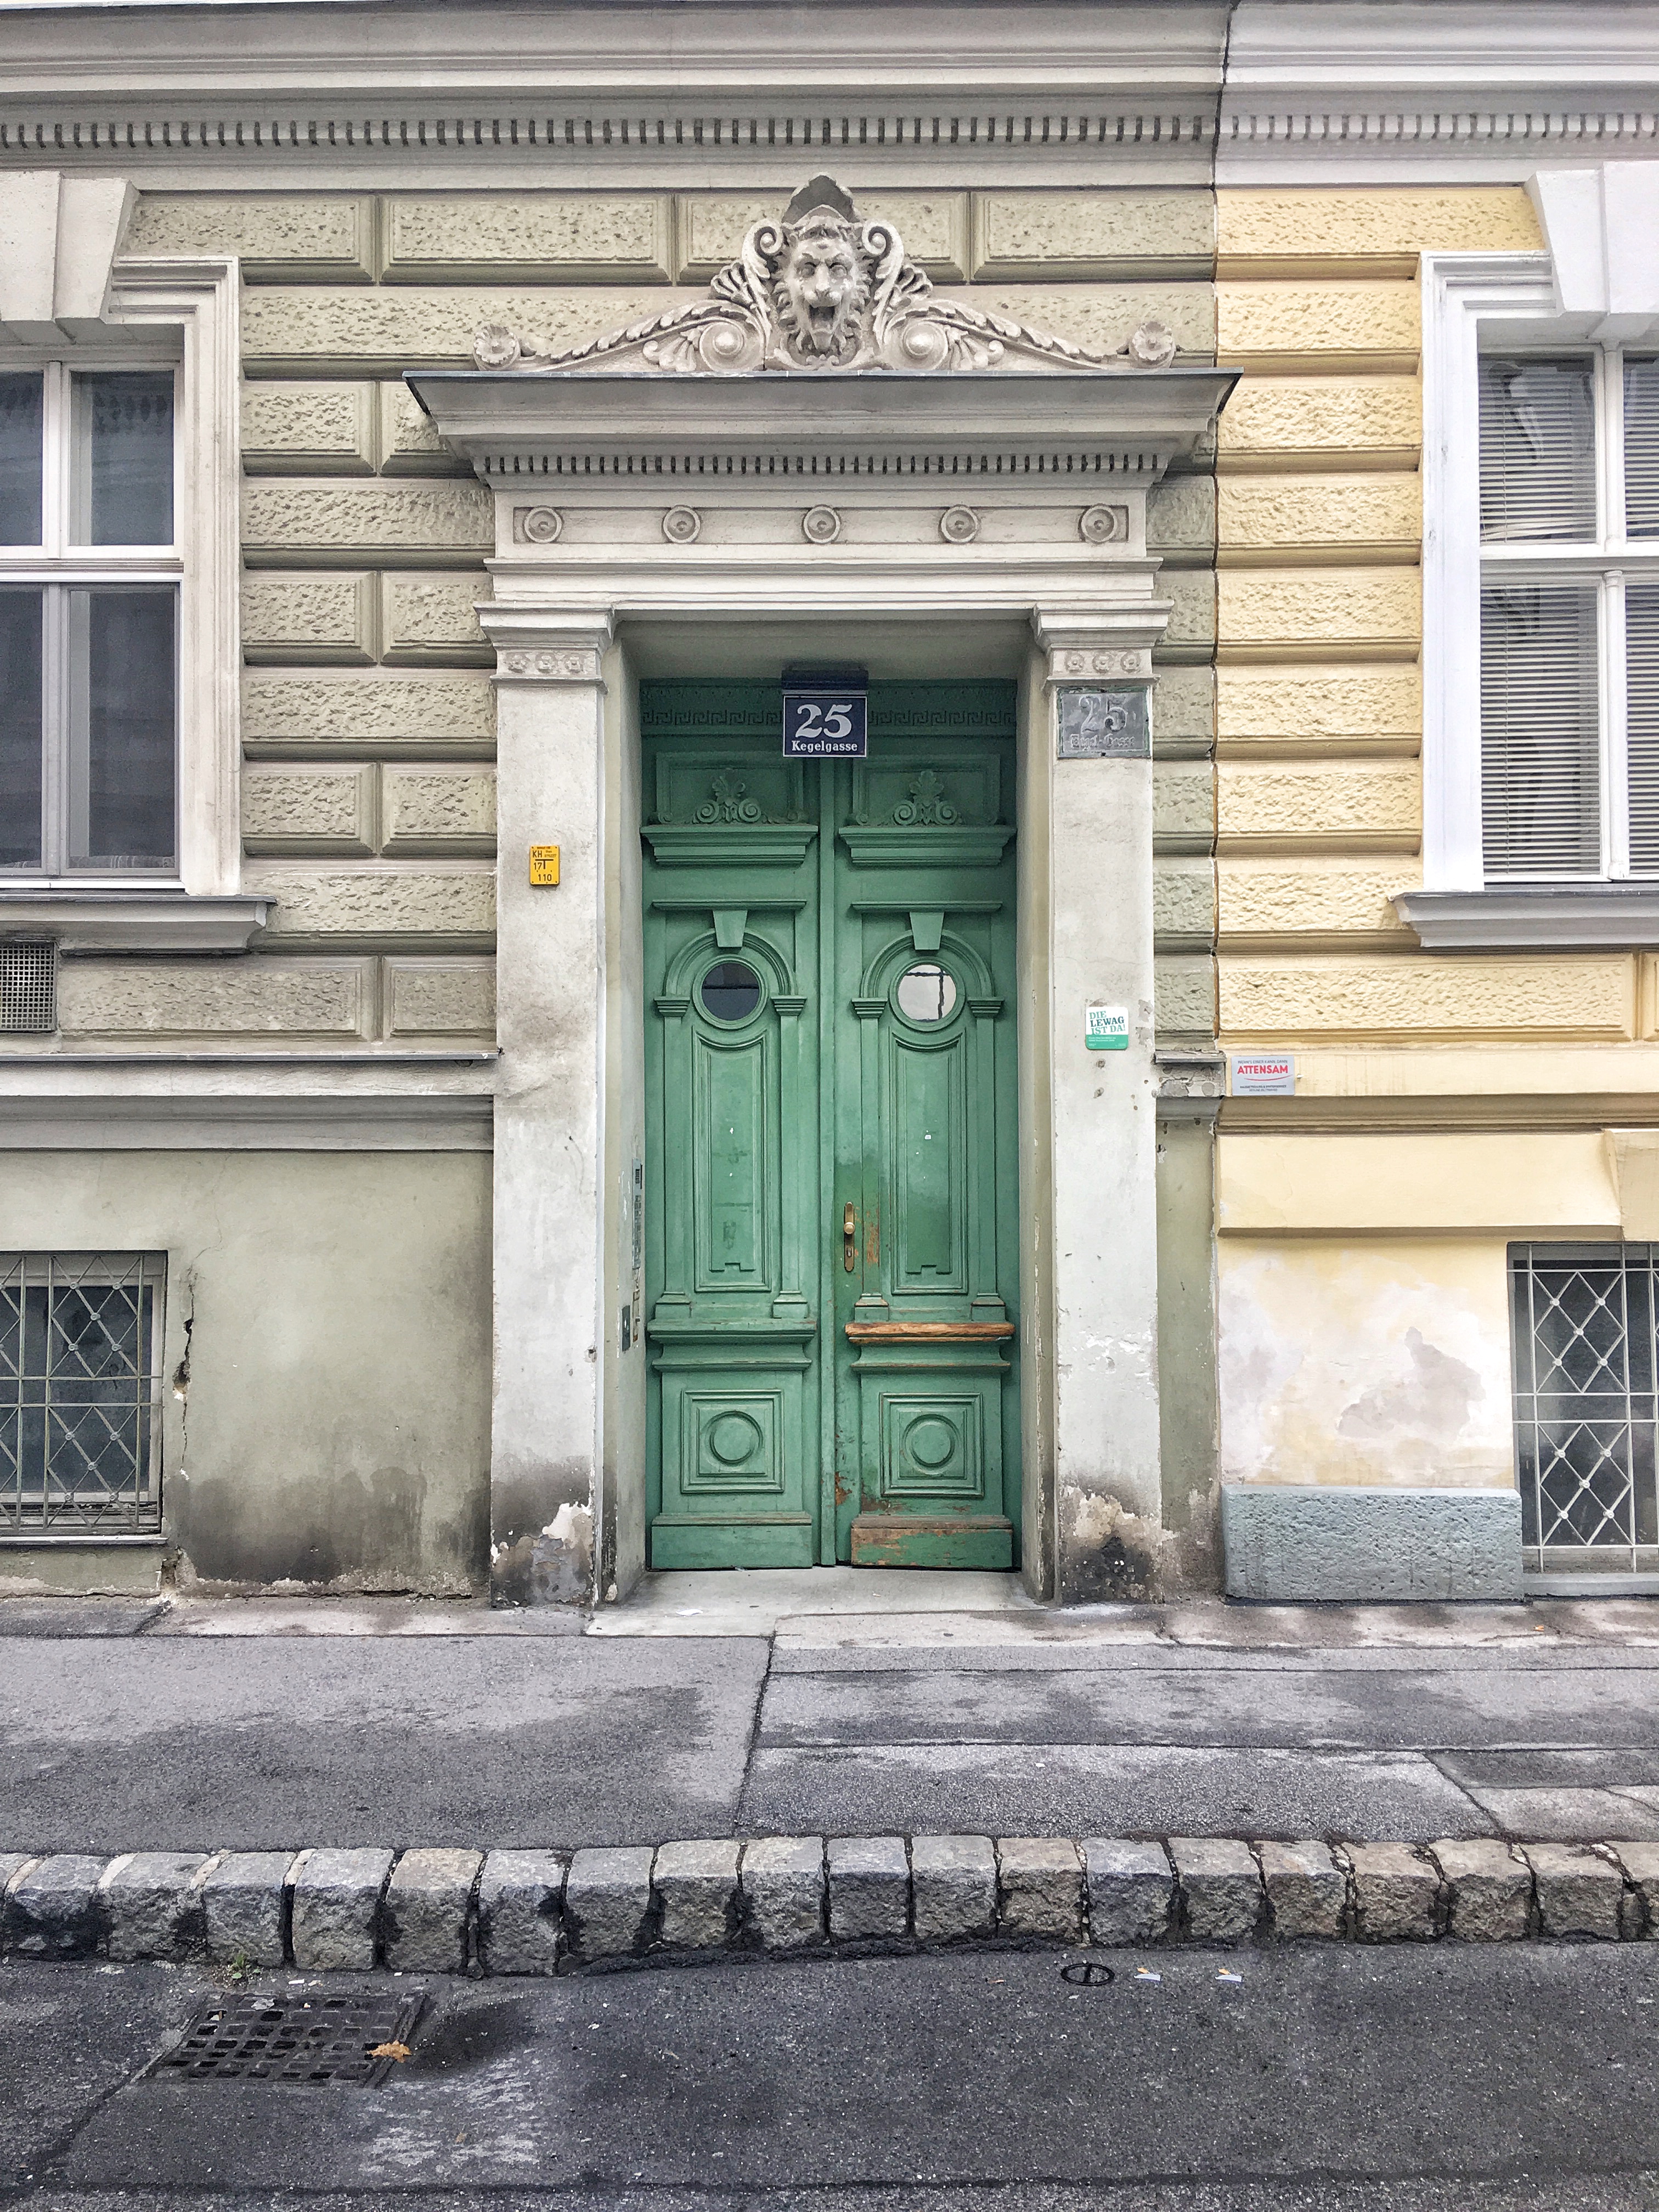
[{"x1": 0, "y1": 1151, "x2": 491, "y2": 1593}]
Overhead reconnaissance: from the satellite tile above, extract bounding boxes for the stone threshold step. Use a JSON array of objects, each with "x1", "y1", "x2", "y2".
[{"x1": 2, "y1": 1833, "x2": 1653, "y2": 1974}]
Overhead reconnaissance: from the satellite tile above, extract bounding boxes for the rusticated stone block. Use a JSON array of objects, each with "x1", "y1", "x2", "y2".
[
  {"x1": 477, "y1": 1851, "x2": 566, "y2": 1974},
  {"x1": 383, "y1": 194, "x2": 672, "y2": 283},
  {"x1": 827, "y1": 1837, "x2": 910, "y2": 1943},
  {"x1": 1219, "y1": 857, "x2": 1417, "y2": 943},
  {"x1": 1153, "y1": 761, "x2": 1215, "y2": 854},
  {"x1": 1342, "y1": 1842, "x2": 1441, "y2": 1942},
  {"x1": 1151, "y1": 664, "x2": 1215, "y2": 748},
  {"x1": 242, "y1": 382, "x2": 375, "y2": 475},
  {"x1": 1219, "y1": 955, "x2": 1633, "y2": 1043},
  {"x1": 1259, "y1": 1840, "x2": 1347, "y2": 1940},
  {"x1": 385, "y1": 957, "x2": 497, "y2": 1039},
  {"x1": 100, "y1": 1852, "x2": 211, "y2": 1963},
  {"x1": 1161, "y1": 570, "x2": 1216, "y2": 656},
  {"x1": 1148, "y1": 475, "x2": 1217, "y2": 558},
  {"x1": 943, "y1": 282, "x2": 1215, "y2": 363},
  {"x1": 563, "y1": 1846, "x2": 656, "y2": 1962},
  {"x1": 381, "y1": 573, "x2": 490, "y2": 665},
  {"x1": 1431, "y1": 1839, "x2": 1532, "y2": 1941},
  {"x1": 382, "y1": 1848, "x2": 482, "y2": 1973},
  {"x1": 242, "y1": 765, "x2": 377, "y2": 856},
  {"x1": 380, "y1": 766, "x2": 496, "y2": 854},
  {"x1": 289, "y1": 1848, "x2": 394, "y2": 1970},
  {"x1": 57, "y1": 957, "x2": 371, "y2": 1040},
  {"x1": 1524, "y1": 1844, "x2": 1624, "y2": 1940},
  {"x1": 911, "y1": 1835, "x2": 998, "y2": 1943},
  {"x1": 242, "y1": 481, "x2": 492, "y2": 561},
  {"x1": 1218, "y1": 761, "x2": 1419, "y2": 849},
  {"x1": 973, "y1": 189, "x2": 1214, "y2": 280},
  {"x1": 741, "y1": 1836, "x2": 826, "y2": 1950},
  {"x1": 250, "y1": 866, "x2": 495, "y2": 945},
  {"x1": 1154, "y1": 954, "x2": 1216, "y2": 1041},
  {"x1": 1217, "y1": 568, "x2": 1421, "y2": 658},
  {"x1": 1154, "y1": 856, "x2": 1216, "y2": 950},
  {"x1": 3, "y1": 1855, "x2": 106, "y2": 1957},
  {"x1": 1216, "y1": 662, "x2": 1420, "y2": 749},
  {"x1": 242, "y1": 670, "x2": 495, "y2": 745},
  {"x1": 996, "y1": 1839, "x2": 1085, "y2": 1942},
  {"x1": 1218, "y1": 376, "x2": 1421, "y2": 470},
  {"x1": 1217, "y1": 281, "x2": 1419, "y2": 368},
  {"x1": 1083, "y1": 1838, "x2": 1175, "y2": 1945},
  {"x1": 378, "y1": 381, "x2": 467, "y2": 475},
  {"x1": 1170, "y1": 1838, "x2": 1262, "y2": 1943},
  {"x1": 242, "y1": 572, "x2": 375, "y2": 665},
  {"x1": 128, "y1": 192, "x2": 374, "y2": 280},
  {"x1": 203, "y1": 1852, "x2": 295, "y2": 1967},
  {"x1": 1218, "y1": 185, "x2": 1542, "y2": 269},
  {"x1": 241, "y1": 284, "x2": 703, "y2": 373},
  {"x1": 654, "y1": 1839, "x2": 742, "y2": 1949},
  {"x1": 680, "y1": 190, "x2": 967, "y2": 281},
  {"x1": 1218, "y1": 472, "x2": 1421, "y2": 558}
]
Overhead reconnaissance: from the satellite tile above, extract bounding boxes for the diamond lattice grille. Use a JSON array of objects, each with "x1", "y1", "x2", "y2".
[{"x1": 0, "y1": 1253, "x2": 164, "y2": 1535}]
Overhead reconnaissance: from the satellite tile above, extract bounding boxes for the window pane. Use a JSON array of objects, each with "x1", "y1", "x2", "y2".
[
  {"x1": 0, "y1": 374, "x2": 43, "y2": 547},
  {"x1": 1627, "y1": 359, "x2": 1659, "y2": 538},
  {"x1": 1480, "y1": 356, "x2": 1596, "y2": 542},
  {"x1": 0, "y1": 589, "x2": 43, "y2": 868},
  {"x1": 70, "y1": 371, "x2": 174, "y2": 546},
  {"x1": 1630, "y1": 583, "x2": 1659, "y2": 872},
  {"x1": 68, "y1": 588, "x2": 176, "y2": 868},
  {"x1": 1481, "y1": 582, "x2": 1601, "y2": 875}
]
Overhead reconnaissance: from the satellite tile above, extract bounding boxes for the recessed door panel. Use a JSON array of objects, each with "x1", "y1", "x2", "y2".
[{"x1": 642, "y1": 679, "x2": 1018, "y2": 1572}]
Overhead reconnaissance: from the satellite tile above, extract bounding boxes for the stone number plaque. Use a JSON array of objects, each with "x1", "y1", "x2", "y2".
[{"x1": 1056, "y1": 686, "x2": 1150, "y2": 760}]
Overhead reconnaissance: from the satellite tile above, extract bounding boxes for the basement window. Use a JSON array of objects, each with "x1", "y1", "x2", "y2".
[
  {"x1": 1510, "y1": 1243, "x2": 1659, "y2": 1577},
  {"x1": 0, "y1": 1252, "x2": 165, "y2": 1539}
]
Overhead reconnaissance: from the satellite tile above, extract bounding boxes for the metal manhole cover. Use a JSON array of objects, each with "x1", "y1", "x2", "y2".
[{"x1": 144, "y1": 1991, "x2": 426, "y2": 2086}]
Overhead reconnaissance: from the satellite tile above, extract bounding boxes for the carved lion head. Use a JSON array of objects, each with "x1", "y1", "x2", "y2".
[{"x1": 768, "y1": 212, "x2": 871, "y2": 365}]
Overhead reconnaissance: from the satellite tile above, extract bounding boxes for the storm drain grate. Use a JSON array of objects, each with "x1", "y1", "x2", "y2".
[{"x1": 145, "y1": 1991, "x2": 426, "y2": 2086}]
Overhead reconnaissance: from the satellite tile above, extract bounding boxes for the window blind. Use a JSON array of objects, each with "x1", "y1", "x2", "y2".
[
  {"x1": 1627, "y1": 359, "x2": 1659, "y2": 539},
  {"x1": 1480, "y1": 356, "x2": 1596, "y2": 542},
  {"x1": 1630, "y1": 583, "x2": 1659, "y2": 872},
  {"x1": 1481, "y1": 582, "x2": 1601, "y2": 874}
]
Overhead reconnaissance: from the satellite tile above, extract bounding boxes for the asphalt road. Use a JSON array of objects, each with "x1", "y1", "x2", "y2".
[
  {"x1": 2, "y1": 1945, "x2": 1657, "y2": 2210},
  {"x1": 5, "y1": 1596, "x2": 1659, "y2": 1848}
]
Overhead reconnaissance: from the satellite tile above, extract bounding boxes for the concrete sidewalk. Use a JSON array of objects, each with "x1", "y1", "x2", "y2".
[{"x1": 4, "y1": 1577, "x2": 1659, "y2": 1853}]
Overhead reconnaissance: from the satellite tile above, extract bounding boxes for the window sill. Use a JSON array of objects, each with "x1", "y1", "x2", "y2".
[
  {"x1": 0, "y1": 888, "x2": 269, "y2": 953},
  {"x1": 1395, "y1": 884, "x2": 1659, "y2": 950}
]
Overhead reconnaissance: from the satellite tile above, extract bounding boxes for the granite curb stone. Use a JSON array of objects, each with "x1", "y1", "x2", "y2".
[
  {"x1": 742, "y1": 1836, "x2": 826, "y2": 1950},
  {"x1": 1257, "y1": 1839, "x2": 1347, "y2": 1940},
  {"x1": 1430, "y1": 1838, "x2": 1532, "y2": 1942},
  {"x1": 1523, "y1": 1842, "x2": 1625, "y2": 1940},
  {"x1": 289, "y1": 1847, "x2": 395, "y2": 1971},
  {"x1": 1170, "y1": 1837, "x2": 1263, "y2": 1943},
  {"x1": 911, "y1": 1833, "x2": 997, "y2": 1943},
  {"x1": 383, "y1": 1847, "x2": 483, "y2": 1973},
  {"x1": 997, "y1": 1837, "x2": 1085, "y2": 1942},
  {"x1": 203, "y1": 1851, "x2": 296, "y2": 1967},
  {"x1": 827, "y1": 1836, "x2": 910, "y2": 1943},
  {"x1": 1609, "y1": 1842, "x2": 1659, "y2": 1939},
  {"x1": 476, "y1": 1849, "x2": 566, "y2": 1974},
  {"x1": 99, "y1": 1851, "x2": 212, "y2": 1962},
  {"x1": 654, "y1": 1839, "x2": 742, "y2": 1950},
  {"x1": 1082, "y1": 1838, "x2": 1174, "y2": 1945},
  {"x1": 564, "y1": 1846, "x2": 655, "y2": 1962},
  {"x1": 1342, "y1": 1841, "x2": 1442, "y2": 1942},
  {"x1": 3, "y1": 1854, "x2": 109, "y2": 1959}
]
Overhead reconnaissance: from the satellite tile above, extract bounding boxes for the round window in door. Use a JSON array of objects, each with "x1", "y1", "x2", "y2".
[
  {"x1": 698, "y1": 958, "x2": 764, "y2": 1024},
  {"x1": 894, "y1": 961, "x2": 959, "y2": 1026}
]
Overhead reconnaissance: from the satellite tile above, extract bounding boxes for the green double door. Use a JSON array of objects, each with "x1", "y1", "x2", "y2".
[{"x1": 641, "y1": 679, "x2": 1020, "y2": 1571}]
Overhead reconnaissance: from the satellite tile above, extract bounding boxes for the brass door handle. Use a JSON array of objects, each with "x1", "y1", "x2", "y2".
[{"x1": 843, "y1": 1203, "x2": 857, "y2": 1272}]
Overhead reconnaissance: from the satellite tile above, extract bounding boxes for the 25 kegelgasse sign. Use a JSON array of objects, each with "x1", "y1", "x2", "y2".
[{"x1": 782, "y1": 687, "x2": 868, "y2": 758}]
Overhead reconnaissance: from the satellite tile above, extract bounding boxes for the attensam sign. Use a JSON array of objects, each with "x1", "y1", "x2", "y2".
[{"x1": 1229, "y1": 1053, "x2": 1295, "y2": 1096}]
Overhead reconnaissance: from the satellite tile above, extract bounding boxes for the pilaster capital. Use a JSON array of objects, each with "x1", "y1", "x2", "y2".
[
  {"x1": 481, "y1": 605, "x2": 615, "y2": 685},
  {"x1": 1030, "y1": 606, "x2": 1165, "y2": 690}
]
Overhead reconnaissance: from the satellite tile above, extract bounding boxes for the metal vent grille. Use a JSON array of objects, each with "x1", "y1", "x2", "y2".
[
  {"x1": 145, "y1": 1992, "x2": 425, "y2": 2086},
  {"x1": 0, "y1": 941, "x2": 55, "y2": 1035}
]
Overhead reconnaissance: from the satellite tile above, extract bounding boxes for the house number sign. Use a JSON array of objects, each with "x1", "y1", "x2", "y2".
[
  {"x1": 1056, "y1": 686, "x2": 1150, "y2": 760},
  {"x1": 782, "y1": 687, "x2": 867, "y2": 758}
]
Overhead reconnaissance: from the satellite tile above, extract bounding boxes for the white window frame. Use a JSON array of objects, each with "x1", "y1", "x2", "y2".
[
  {"x1": 0, "y1": 257, "x2": 264, "y2": 952},
  {"x1": 1410, "y1": 246, "x2": 1659, "y2": 948}
]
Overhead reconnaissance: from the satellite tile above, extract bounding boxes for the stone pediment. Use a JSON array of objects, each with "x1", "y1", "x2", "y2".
[{"x1": 472, "y1": 174, "x2": 1177, "y2": 378}]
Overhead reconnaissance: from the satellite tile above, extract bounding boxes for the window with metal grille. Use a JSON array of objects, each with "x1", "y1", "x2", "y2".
[
  {"x1": 0, "y1": 1253, "x2": 165, "y2": 1538},
  {"x1": 0, "y1": 940, "x2": 55, "y2": 1032},
  {"x1": 1479, "y1": 351, "x2": 1659, "y2": 880},
  {"x1": 1509, "y1": 1244, "x2": 1659, "y2": 1576}
]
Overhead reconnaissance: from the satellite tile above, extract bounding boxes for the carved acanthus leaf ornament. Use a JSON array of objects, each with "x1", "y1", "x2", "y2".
[{"x1": 472, "y1": 175, "x2": 1177, "y2": 377}]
